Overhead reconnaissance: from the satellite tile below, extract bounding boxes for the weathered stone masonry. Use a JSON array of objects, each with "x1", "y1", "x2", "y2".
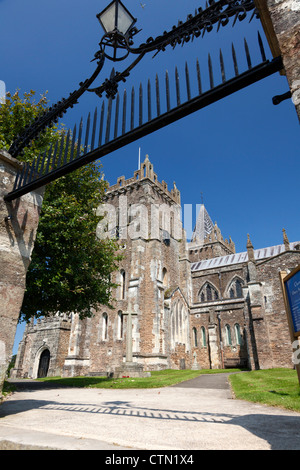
[{"x1": 0, "y1": 149, "x2": 44, "y2": 394}]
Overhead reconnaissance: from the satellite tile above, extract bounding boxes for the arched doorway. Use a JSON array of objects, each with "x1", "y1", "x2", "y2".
[{"x1": 37, "y1": 349, "x2": 50, "y2": 378}]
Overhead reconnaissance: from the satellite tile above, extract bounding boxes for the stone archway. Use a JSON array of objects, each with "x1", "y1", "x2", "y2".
[{"x1": 37, "y1": 349, "x2": 50, "y2": 378}]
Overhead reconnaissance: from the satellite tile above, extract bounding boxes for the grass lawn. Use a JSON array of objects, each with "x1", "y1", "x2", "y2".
[
  {"x1": 37, "y1": 368, "x2": 241, "y2": 389},
  {"x1": 1, "y1": 381, "x2": 16, "y2": 400},
  {"x1": 8, "y1": 368, "x2": 300, "y2": 413},
  {"x1": 229, "y1": 368, "x2": 300, "y2": 412}
]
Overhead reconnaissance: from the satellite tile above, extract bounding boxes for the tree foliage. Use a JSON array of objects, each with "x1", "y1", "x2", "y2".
[{"x1": 0, "y1": 90, "x2": 121, "y2": 321}]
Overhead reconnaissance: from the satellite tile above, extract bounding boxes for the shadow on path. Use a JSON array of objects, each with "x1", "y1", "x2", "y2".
[
  {"x1": 1, "y1": 395, "x2": 300, "y2": 449},
  {"x1": 3, "y1": 375, "x2": 300, "y2": 450}
]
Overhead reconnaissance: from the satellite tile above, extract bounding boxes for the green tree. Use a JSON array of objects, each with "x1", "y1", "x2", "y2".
[{"x1": 0, "y1": 90, "x2": 121, "y2": 321}]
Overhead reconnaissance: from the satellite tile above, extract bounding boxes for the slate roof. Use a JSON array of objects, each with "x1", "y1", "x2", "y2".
[{"x1": 191, "y1": 241, "x2": 300, "y2": 272}]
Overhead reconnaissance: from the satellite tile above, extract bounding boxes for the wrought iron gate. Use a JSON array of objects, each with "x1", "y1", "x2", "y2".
[{"x1": 4, "y1": 0, "x2": 285, "y2": 202}]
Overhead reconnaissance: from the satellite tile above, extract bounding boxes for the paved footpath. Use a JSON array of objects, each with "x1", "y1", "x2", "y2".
[{"x1": 0, "y1": 374, "x2": 300, "y2": 450}]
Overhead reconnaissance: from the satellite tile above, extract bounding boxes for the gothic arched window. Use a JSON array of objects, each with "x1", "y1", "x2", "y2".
[
  {"x1": 225, "y1": 324, "x2": 232, "y2": 346},
  {"x1": 193, "y1": 327, "x2": 198, "y2": 347},
  {"x1": 235, "y1": 323, "x2": 242, "y2": 345},
  {"x1": 162, "y1": 267, "x2": 168, "y2": 287},
  {"x1": 120, "y1": 270, "x2": 126, "y2": 300},
  {"x1": 201, "y1": 327, "x2": 207, "y2": 347},
  {"x1": 102, "y1": 313, "x2": 108, "y2": 341},
  {"x1": 199, "y1": 283, "x2": 219, "y2": 303},
  {"x1": 118, "y1": 311, "x2": 124, "y2": 340},
  {"x1": 228, "y1": 278, "x2": 243, "y2": 299}
]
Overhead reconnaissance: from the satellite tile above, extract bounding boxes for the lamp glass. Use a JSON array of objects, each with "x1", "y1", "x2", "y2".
[
  {"x1": 98, "y1": 3, "x2": 116, "y2": 34},
  {"x1": 98, "y1": 0, "x2": 136, "y2": 35},
  {"x1": 117, "y1": 2, "x2": 135, "y2": 35}
]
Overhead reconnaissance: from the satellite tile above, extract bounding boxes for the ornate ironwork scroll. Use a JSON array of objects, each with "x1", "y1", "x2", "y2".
[
  {"x1": 8, "y1": 55, "x2": 105, "y2": 159},
  {"x1": 126, "y1": 0, "x2": 257, "y2": 56}
]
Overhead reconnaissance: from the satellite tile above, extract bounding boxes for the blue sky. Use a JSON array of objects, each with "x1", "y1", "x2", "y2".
[{"x1": 0, "y1": 0, "x2": 299, "y2": 353}]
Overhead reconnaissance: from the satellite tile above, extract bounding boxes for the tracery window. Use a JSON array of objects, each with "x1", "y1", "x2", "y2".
[
  {"x1": 228, "y1": 278, "x2": 243, "y2": 299},
  {"x1": 199, "y1": 282, "x2": 219, "y2": 302}
]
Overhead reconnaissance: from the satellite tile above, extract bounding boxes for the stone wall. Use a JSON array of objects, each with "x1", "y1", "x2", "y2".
[
  {"x1": 255, "y1": 251, "x2": 300, "y2": 368},
  {"x1": 0, "y1": 149, "x2": 44, "y2": 393},
  {"x1": 255, "y1": 0, "x2": 300, "y2": 121}
]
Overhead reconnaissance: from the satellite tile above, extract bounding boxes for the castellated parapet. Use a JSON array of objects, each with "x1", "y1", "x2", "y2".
[
  {"x1": 11, "y1": 313, "x2": 72, "y2": 379},
  {"x1": 189, "y1": 219, "x2": 236, "y2": 263},
  {"x1": 106, "y1": 154, "x2": 181, "y2": 206}
]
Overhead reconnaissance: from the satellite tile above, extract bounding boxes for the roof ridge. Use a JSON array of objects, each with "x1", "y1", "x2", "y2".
[{"x1": 191, "y1": 241, "x2": 300, "y2": 271}]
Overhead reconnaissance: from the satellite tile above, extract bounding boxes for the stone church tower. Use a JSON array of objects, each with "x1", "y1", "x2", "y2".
[{"x1": 62, "y1": 154, "x2": 192, "y2": 376}]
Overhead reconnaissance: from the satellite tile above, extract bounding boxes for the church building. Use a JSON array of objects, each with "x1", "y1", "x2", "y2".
[{"x1": 11, "y1": 155, "x2": 300, "y2": 379}]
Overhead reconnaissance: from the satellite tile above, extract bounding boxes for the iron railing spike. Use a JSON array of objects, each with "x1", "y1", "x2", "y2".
[
  {"x1": 232, "y1": 11, "x2": 238, "y2": 27},
  {"x1": 54, "y1": 137, "x2": 63, "y2": 171},
  {"x1": 175, "y1": 67, "x2": 180, "y2": 106},
  {"x1": 147, "y1": 79, "x2": 152, "y2": 122},
  {"x1": 249, "y1": 8, "x2": 257, "y2": 23},
  {"x1": 156, "y1": 74, "x2": 161, "y2": 117},
  {"x1": 62, "y1": 129, "x2": 71, "y2": 166},
  {"x1": 17, "y1": 165, "x2": 26, "y2": 189},
  {"x1": 219, "y1": 49, "x2": 226, "y2": 83},
  {"x1": 208, "y1": 53, "x2": 214, "y2": 89},
  {"x1": 91, "y1": 107, "x2": 98, "y2": 151},
  {"x1": 39, "y1": 150, "x2": 47, "y2": 176},
  {"x1": 217, "y1": 17, "x2": 222, "y2": 32},
  {"x1": 196, "y1": 59, "x2": 202, "y2": 95},
  {"x1": 114, "y1": 93, "x2": 120, "y2": 139},
  {"x1": 13, "y1": 168, "x2": 21, "y2": 191},
  {"x1": 105, "y1": 97, "x2": 113, "y2": 143},
  {"x1": 185, "y1": 62, "x2": 191, "y2": 101},
  {"x1": 122, "y1": 90, "x2": 127, "y2": 135},
  {"x1": 139, "y1": 83, "x2": 143, "y2": 127},
  {"x1": 76, "y1": 118, "x2": 83, "y2": 159},
  {"x1": 165, "y1": 70, "x2": 170, "y2": 112},
  {"x1": 131, "y1": 86, "x2": 135, "y2": 131},
  {"x1": 84, "y1": 112, "x2": 91, "y2": 154},
  {"x1": 33, "y1": 153, "x2": 41, "y2": 182},
  {"x1": 27, "y1": 157, "x2": 36, "y2": 184},
  {"x1": 257, "y1": 31, "x2": 266, "y2": 62},
  {"x1": 22, "y1": 162, "x2": 31, "y2": 187},
  {"x1": 70, "y1": 124, "x2": 77, "y2": 162},
  {"x1": 99, "y1": 102, "x2": 105, "y2": 147},
  {"x1": 232, "y1": 43, "x2": 239, "y2": 76},
  {"x1": 45, "y1": 144, "x2": 53, "y2": 175},
  {"x1": 244, "y1": 38, "x2": 252, "y2": 69},
  {"x1": 110, "y1": 67, "x2": 116, "y2": 79}
]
